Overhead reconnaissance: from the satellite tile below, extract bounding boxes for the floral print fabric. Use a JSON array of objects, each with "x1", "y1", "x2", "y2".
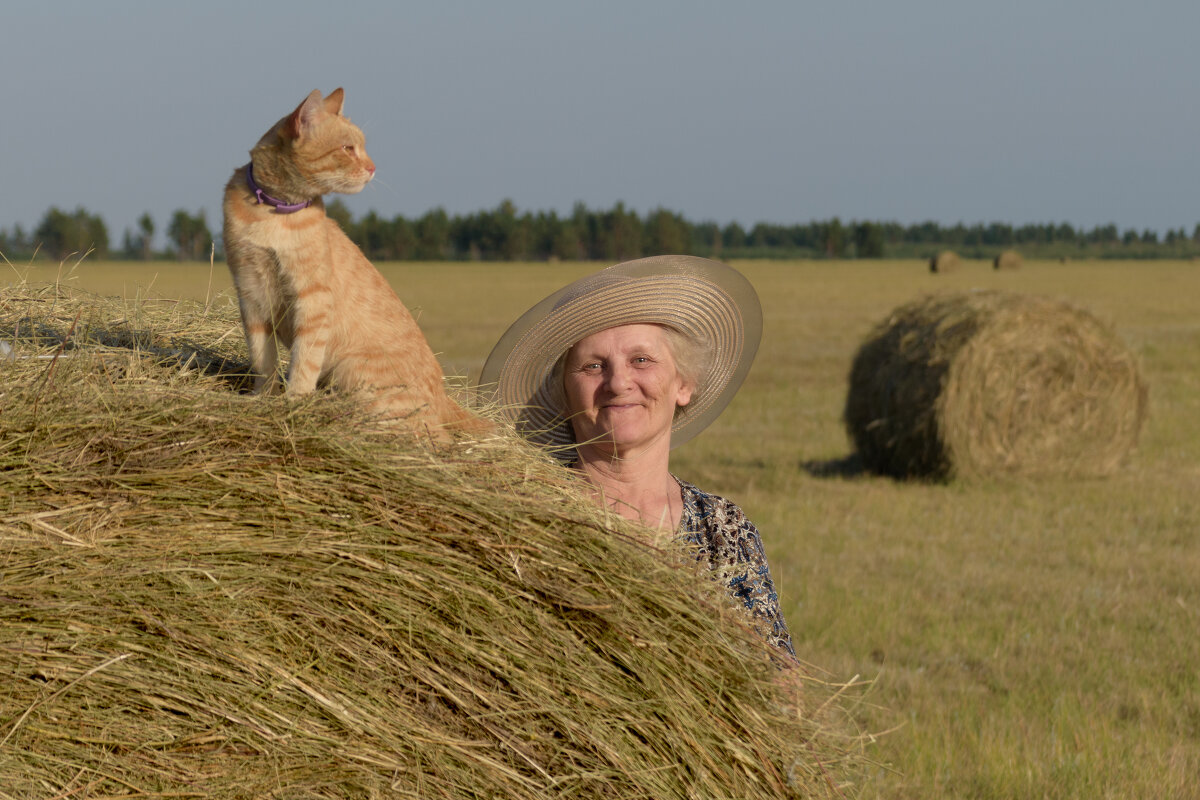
[{"x1": 674, "y1": 476, "x2": 796, "y2": 657}]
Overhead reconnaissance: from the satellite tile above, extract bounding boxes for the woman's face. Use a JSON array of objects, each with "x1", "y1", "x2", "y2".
[{"x1": 562, "y1": 324, "x2": 694, "y2": 457}]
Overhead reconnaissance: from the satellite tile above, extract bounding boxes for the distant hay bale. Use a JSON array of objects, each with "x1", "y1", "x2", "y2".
[
  {"x1": 0, "y1": 283, "x2": 866, "y2": 799},
  {"x1": 993, "y1": 250, "x2": 1024, "y2": 270},
  {"x1": 929, "y1": 250, "x2": 961, "y2": 274},
  {"x1": 843, "y1": 290, "x2": 1148, "y2": 480}
]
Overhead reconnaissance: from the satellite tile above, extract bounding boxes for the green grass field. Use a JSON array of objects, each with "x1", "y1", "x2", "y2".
[{"x1": 9, "y1": 257, "x2": 1200, "y2": 798}]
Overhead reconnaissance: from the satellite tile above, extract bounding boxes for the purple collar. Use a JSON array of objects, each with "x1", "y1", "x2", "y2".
[{"x1": 245, "y1": 163, "x2": 312, "y2": 214}]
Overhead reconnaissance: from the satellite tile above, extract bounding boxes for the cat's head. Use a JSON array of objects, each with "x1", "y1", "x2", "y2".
[{"x1": 252, "y1": 88, "x2": 376, "y2": 198}]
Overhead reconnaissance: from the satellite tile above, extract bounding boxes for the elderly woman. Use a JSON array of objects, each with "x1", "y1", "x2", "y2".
[{"x1": 480, "y1": 255, "x2": 794, "y2": 656}]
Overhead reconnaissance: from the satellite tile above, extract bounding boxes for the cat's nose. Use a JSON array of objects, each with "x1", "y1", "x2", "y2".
[{"x1": 366, "y1": 162, "x2": 376, "y2": 176}]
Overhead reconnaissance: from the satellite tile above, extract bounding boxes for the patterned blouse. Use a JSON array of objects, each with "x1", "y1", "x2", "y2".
[{"x1": 673, "y1": 476, "x2": 797, "y2": 658}]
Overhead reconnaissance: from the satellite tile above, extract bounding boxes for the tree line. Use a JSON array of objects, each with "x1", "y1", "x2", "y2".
[
  {"x1": 4, "y1": 201, "x2": 1200, "y2": 263},
  {"x1": 0, "y1": 207, "x2": 214, "y2": 263}
]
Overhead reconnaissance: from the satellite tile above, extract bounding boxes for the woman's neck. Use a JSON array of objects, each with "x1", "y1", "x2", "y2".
[{"x1": 574, "y1": 442, "x2": 682, "y2": 531}]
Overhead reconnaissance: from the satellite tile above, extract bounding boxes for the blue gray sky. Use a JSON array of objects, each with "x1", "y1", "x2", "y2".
[{"x1": 4, "y1": 0, "x2": 1198, "y2": 247}]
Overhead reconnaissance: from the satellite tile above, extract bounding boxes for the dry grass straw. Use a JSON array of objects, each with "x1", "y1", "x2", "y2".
[
  {"x1": 928, "y1": 251, "x2": 960, "y2": 274},
  {"x1": 0, "y1": 282, "x2": 867, "y2": 798},
  {"x1": 843, "y1": 289, "x2": 1148, "y2": 480},
  {"x1": 993, "y1": 250, "x2": 1023, "y2": 270}
]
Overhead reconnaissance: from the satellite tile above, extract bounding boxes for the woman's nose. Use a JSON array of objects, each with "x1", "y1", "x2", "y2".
[{"x1": 605, "y1": 363, "x2": 633, "y2": 392}]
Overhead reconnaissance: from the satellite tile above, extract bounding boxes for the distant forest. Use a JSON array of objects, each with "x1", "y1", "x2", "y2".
[{"x1": 4, "y1": 201, "x2": 1200, "y2": 263}]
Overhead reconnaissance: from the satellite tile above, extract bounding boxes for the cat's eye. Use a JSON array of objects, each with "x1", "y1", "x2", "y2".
[{"x1": 342, "y1": 144, "x2": 355, "y2": 153}]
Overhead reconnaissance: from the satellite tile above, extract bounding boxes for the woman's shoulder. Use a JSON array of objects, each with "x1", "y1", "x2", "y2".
[
  {"x1": 672, "y1": 475, "x2": 796, "y2": 657},
  {"x1": 674, "y1": 475, "x2": 754, "y2": 533},
  {"x1": 675, "y1": 475, "x2": 733, "y2": 506}
]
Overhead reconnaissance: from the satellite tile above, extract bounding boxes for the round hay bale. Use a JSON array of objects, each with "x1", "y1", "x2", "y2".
[
  {"x1": 929, "y1": 250, "x2": 961, "y2": 274},
  {"x1": 843, "y1": 290, "x2": 1148, "y2": 480},
  {"x1": 993, "y1": 250, "x2": 1024, "y2": 270},
  {"x1": 0, "y1": 284, "x2": 866, "y2": 799}
]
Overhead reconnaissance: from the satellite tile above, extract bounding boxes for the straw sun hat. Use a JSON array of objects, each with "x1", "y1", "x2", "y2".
[{"x1": 478, "y1": 255, "x2": 762, "y2": 453}]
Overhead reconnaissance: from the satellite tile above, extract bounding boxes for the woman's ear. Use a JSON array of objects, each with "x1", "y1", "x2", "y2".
[{"x1": 675, "y1": 379, "x2": 694, "y2": 409}]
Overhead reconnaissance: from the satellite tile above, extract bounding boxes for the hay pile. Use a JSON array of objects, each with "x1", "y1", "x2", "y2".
[
  {"x1": 928, "y1": 251, "x2": 961, "y2": 274},
  {"x1": 843, "y1": 290, "x2": 1148, "y2": 480},
  {"x1": 993, "y1": 250, "x2": 1023, "y2": 270},
  {"x1": 0, "y1": 283, "x2": 865, "y2": 799}
]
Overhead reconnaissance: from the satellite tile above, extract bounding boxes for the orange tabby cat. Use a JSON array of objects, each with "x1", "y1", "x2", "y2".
[{"x1": 222, "y1": 88, "x2": 486, "y2": 438}]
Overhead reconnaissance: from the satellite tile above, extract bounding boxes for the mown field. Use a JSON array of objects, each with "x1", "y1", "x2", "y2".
[{"x1": 10, "y1": 257, "x2": 1200, "y2": 799}]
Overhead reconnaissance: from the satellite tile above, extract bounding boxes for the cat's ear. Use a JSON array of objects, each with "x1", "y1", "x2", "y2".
[
  {"x1": 323, "y1": 88, "x2": 345, "y2": 116},
  {"x1": 286, "y1": 89, "x2": 326, "y2": 140}
]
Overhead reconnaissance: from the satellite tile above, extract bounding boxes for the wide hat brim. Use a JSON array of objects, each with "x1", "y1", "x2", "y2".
[{"x1": 477, "y1": 255, "x2": 762, "y2": 454}]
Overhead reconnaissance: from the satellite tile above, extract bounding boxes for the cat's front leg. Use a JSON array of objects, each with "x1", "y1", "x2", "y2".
[
  {"x1": 244, "y1": 319, "x2": 281, "y2": 395},
  {"x1": 235, "y1": 298, "x2": 282, "y2": 394},
  {"x1": 284, "y1": 288, "x2": 333, "y2": 395}
]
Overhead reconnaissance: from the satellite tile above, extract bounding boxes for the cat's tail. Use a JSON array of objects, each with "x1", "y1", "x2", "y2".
[
  {"x1": 362, "y1": 387, "x2": 495, "y2": 442},
  {"x1": 440, "y1": 400, "x2": 497, "y2": 438}
]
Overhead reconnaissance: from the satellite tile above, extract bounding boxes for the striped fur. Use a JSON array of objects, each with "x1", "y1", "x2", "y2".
[{"x1": 222, "y1": 88, "x2": 487, "y2": 439}]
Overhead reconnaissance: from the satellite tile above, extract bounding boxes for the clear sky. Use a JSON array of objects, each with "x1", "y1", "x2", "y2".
[{"x1": 4, "y1": 0, "x2": 1198, "y2": 248}]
